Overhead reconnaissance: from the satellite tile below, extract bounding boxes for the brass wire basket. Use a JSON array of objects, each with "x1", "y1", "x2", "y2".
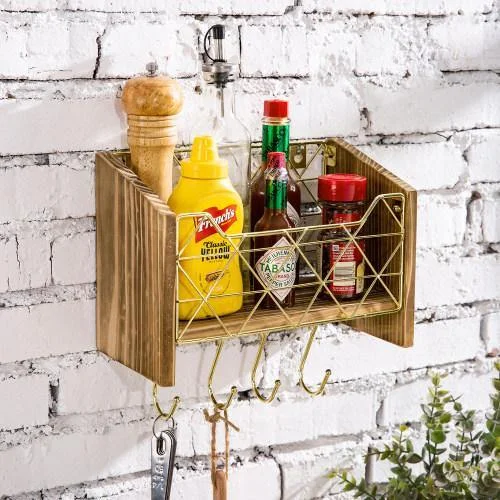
[
  {"x1": 96, "y1": 138, "x2": 416, "y2": 386},
  {"x1": 173, "y1": 140, "x2": 406, "y2": 344}
]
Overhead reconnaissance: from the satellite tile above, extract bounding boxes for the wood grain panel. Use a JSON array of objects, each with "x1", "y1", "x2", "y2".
[
  {"x1": 325, "y1": 138, "x2": 416, "y2": 347},
  {"x1": 178, "y1": 290, "x2": 398, "y2": 344},
  {"x1": 96, "y1": 152, "x2": 176, "y2": 386}
]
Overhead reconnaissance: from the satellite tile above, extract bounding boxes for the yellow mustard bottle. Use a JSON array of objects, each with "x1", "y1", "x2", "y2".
[{"x1": 168, "y1": 136, "x2": 244, "y2": 320}]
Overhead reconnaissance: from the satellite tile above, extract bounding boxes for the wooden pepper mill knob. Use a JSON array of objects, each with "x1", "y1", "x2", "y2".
[{"x1": 121, "y1": 62, "x2": 184, "y2": 202}]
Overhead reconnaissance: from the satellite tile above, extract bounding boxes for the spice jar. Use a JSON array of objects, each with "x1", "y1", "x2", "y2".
[{"x1": 318, "y1": 174, "x2": 367, "y2": 300}]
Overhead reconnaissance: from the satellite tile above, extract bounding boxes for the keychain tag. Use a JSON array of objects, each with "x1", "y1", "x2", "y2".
[{"x1": 151, "y1": 422, "x2": 177, "y2": 500}]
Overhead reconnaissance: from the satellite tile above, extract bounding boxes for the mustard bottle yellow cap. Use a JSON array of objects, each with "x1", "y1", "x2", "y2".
[{"x1": 181, "y1": 136, "x2": 228, "y2": 179}]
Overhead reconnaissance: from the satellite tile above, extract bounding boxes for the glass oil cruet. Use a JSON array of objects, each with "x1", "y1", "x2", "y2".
[{"x1": 190, "y1": 25, "x2": 251, "y2": 220}]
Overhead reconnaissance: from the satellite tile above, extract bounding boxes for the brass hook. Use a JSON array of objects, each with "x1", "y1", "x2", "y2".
[
  {"x1": 208, "y1": 339, "x2": 238, "y2": 411},
  {"x1": 251, "y1": 332, "x2": 281, "y2": 403},
  {"x1": 298, "y1": 326, "x2": 331, "y2": 396},
  {"x1": 153, "y1": 383, "x2": 181, "y2": 420}
]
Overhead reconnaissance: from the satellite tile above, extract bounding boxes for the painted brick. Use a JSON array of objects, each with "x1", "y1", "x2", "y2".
[
  {"x1": 302, "y1": 0, "x2": 494, "y2": 15},
  {"x1": 294, "y1": 316, "x2": 482, "y2": 384},
  {"x1": 0, "y1": 300, "x2": 95, "y2": 363},
  {"x1": 483, "y1": 192, "x2": 500, "y2": 242},
  {"x1": 180, "y1": 0, "x2": 291, "y2": 15},
  {"x1": 408, "y1": 316, "x2": 483, "y2": 368},
  {"x1": 0, "y1": 0, "x2": 58, "y2": 10},
  {"x1": 65, "y1": 0, "x2": 169, "y2": 11},
  {"x1": 363, "y1": 82, "x2": 500, "y2": 135},
  {"x1": 0, "y1": 13, "x2": 101, "y2": 79},
  {"x1": 0, "y1": 99, "x2": 125, "y2": 155},
  {"x1": 52, "y1": 231, "x2": 95, "y2": 285},
  {"x1": 275, "y1": 441, "x2": 367, "y2": 500},
  {"x1": 308, "y1": 22, "x2": 356, "y2": 77},
  {"x1": 417, "y1": 193, "x2": 467, "y2": 248},
  {"x1": 381, "y1": 371, "x2": 493, "y2": 426},
  {"x1": 355, "y1": 19, "x2": 416, "y2": 76},
  {"x1": 0, "y1": 236, "x2": 19, "y2": 293},
  {"x1": 57, "y1": 357, "x2": 150, "y2": 415},
  {"x1": 16, "y1": 233, "x2": 52, "y2": 290},
  {"x1": 58, "y1": 340, "x2": 258, "y2": 414},
  {"x1": 467, "y1": 130, "x2": 500, "y2": 183},
  {"x1": 240, "y1": 25, "x2": 308, "y2": 77},
  {"x1": 173, "y1": 459, "x2": 281, "y2": 500},
  {"x1": 88, "y1": 459, "x2": 281, "y2": 500},
  {"x1": 0, "y1": 234, "x2": 51, "y2": 293},
  {"x1": 98, "y1": 21, "x2": 197, "y2": 78},
  {"x1": 0, "y1": 164, "x2": 94, "y2": 223},
  {"x1": 429, "y1": 18, "x2": 500, "y2": 71},
  {"x1": 359, "y1": 142, "x2": 466, "y2": 191},
  {"x1": 416, "y1": 251, "x2": 500, "y2": 308},
  {"x1": 0, "y1": 374, "x2": 49, "y2": 431},
  {"x1": 191, "y1": 390, "x2": 376, "y2": 455},
  {"x1": 482, "y1": 311, "x2": 500, "y2": 355},
  {"x1": 234, "y1": 81, "x2": 360, "y2": 141},
  {"x1": 0, "y1": 421, "x2": 150, "y2": 496}
]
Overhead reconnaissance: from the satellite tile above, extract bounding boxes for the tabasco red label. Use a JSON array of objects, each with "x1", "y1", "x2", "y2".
[{"x1": 194, "y1": 205, "x2": 237, "y2": 242}]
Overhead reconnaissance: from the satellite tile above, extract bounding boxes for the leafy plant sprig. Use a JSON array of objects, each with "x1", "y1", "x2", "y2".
[{"x1": 329, "y1": 362, "x2": 500, "y2": 499}]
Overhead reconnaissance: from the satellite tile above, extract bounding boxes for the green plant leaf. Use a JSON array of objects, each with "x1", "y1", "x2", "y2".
[
  {"x1": 431, "y1": 430, "x2": 447, "y2": 444},
  {"x1": 441, "y1": 412, "x2": 452, "y2": 424},
  {"x1": 407, "y1": 453, "x2": 422, "y2": 464},
  {"x1": 343, "y1": 481, "x2": 355, "y2": 491}
]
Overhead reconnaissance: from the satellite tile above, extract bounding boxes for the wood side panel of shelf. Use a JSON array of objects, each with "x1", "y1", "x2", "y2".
[
  {"x1": 96, "y1": 152, "x2": 177, "y2": 386},
  {"x1": 327, "y1": 138, "x2": 417, "y2": 347}
]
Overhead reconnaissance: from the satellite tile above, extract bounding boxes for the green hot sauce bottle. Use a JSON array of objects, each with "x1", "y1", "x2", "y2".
[
  {"x1": 250, "y1": 99, "x2": 301, "y2": 231},
  {"x1": 253, "y1": 152, "x2": 298, "y2": 309}
]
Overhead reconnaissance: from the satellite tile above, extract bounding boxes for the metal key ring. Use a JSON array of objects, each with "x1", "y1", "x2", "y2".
[{"x1": 153, "y1": 414, "x2": 176, "y2": 440}]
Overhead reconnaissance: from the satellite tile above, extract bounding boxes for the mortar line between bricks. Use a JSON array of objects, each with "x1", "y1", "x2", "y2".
[
  {"x1": 0, "y1": 358, "x2": 490, "y2": 446},
  {"x1": 0, "y1": 215, "x2": 96, "y2": 232},
  {"x1": 1, "y1": 127, "x2": 499, "y2": 161}
]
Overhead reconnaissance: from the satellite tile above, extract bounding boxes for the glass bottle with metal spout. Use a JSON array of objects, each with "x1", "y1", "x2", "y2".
[{"x1": 190, "y1": 25, "x2": 251, "y2": 216}]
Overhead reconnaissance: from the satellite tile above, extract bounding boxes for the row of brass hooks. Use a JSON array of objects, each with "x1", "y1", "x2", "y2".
[
  {"x1": 210, "y1": 325, "x2": 332, "y2": 409},
  {"x1": 153, "y1": 325, "x2": 332, "y2": 419}
]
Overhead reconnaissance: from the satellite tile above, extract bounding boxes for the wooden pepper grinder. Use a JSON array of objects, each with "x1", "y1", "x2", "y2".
[{"x1": 121, "y1": 62, "x2": 184, "y2": 202}]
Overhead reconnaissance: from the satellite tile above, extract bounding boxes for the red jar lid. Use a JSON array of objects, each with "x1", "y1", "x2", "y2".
[
  {"x1": 264, "y1": 99, "x2": 288, "y2": 118},
  {"x1": 318, "y1": 174, "x2": 367, "y2": 202}
]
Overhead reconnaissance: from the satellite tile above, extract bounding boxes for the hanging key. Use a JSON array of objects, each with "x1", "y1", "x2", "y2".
[{"x1": 151, "y1": 417, "x2": 177, "y2": 500}]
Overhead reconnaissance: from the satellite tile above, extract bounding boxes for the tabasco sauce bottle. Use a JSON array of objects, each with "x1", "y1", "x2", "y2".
[
  {"x1": 253, "y1": 152, "x2": 298, "y2": 309},
  {"x1": 250, "y1": 99, "x2": 301, "y2": 231}
]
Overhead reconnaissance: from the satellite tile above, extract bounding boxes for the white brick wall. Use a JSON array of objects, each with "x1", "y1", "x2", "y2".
[
  {"x1": 429, "y1": 18, "x2": 500, "y2": 71},
  {"x1": 359, "y1": 142, "x2": 466, "y2": 191},
  {"x1": 0, "y1": 300, "x2": 95, "y2": 363},
  {"x1": 0, "y1": 2, "x2": 499, "y2": 499},
  {"x1": 467, "y1": 130, "x2": 500, "y2": 183},
  {"x1": 363, "y1": 82, "x2": 500, "y2": 135},
  {"x1": 380, "y1": 371, "x2": 493, "y2": 426},
  {"x1": 240, "y1": 25, "x2": 309, "y2": 77},
  {"x1": 0, "y1": 374, "x2": 49, "y2": 431}
]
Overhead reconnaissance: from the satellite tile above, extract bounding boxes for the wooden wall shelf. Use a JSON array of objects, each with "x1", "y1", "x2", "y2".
[{"x1": 96, "y1": 138, "x2": 417, "y2": 387}]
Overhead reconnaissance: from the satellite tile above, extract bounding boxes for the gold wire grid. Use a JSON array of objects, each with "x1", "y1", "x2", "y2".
[{"x1": 173, "y1": 140, "x2": 406, "y2": 345}]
